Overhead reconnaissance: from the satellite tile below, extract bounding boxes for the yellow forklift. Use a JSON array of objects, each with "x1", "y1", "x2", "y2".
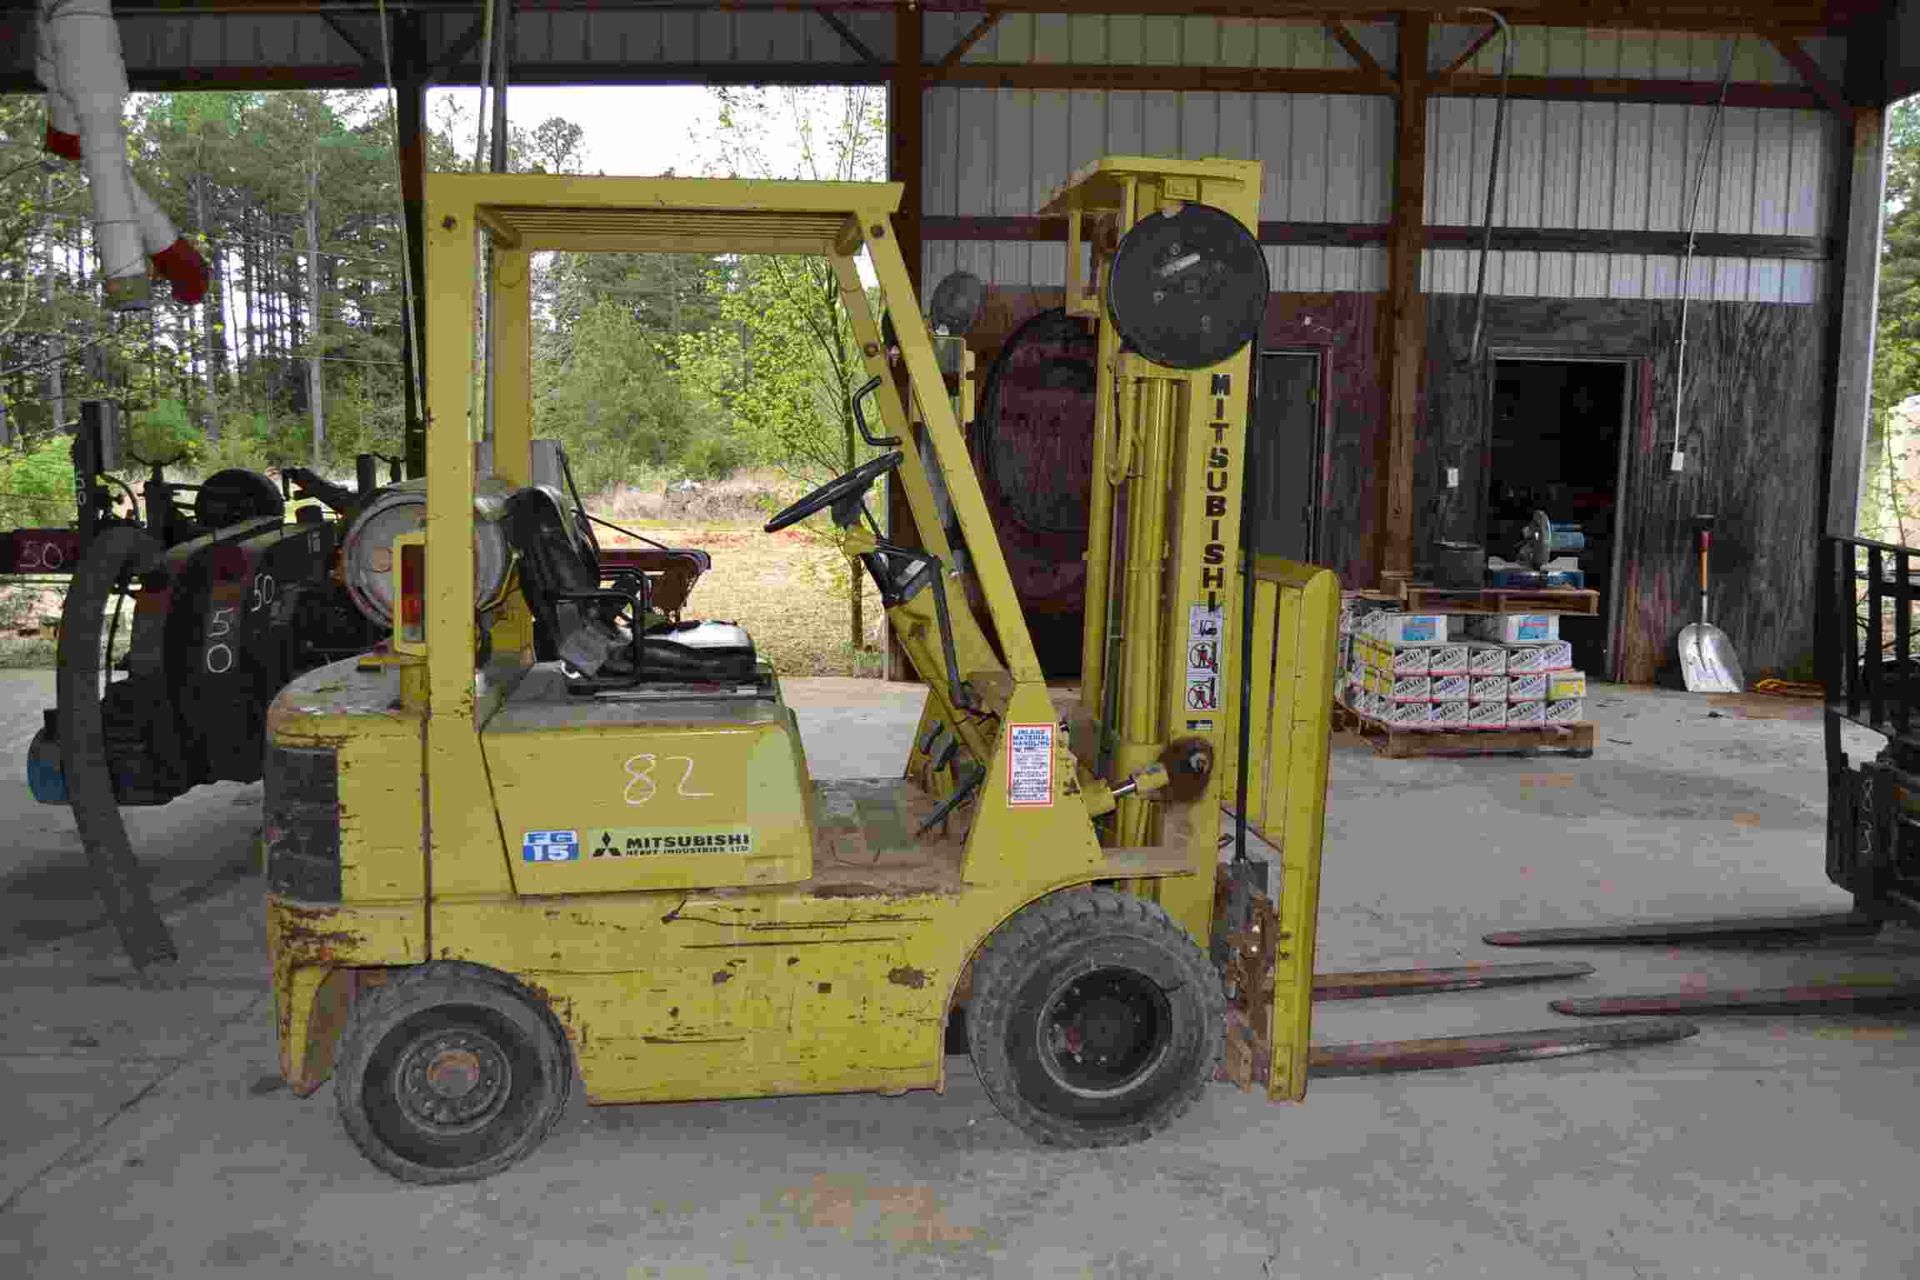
[{"x1": 263, "y1": 160, "x2": 1692, "y2": 1183}]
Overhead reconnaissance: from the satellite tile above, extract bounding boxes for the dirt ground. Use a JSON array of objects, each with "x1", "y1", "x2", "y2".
[{"x1": 604, "y1": 520, "x2": 884, "y2": 677}]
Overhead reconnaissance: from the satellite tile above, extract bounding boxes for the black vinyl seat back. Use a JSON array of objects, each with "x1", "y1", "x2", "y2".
[
  {"x1": 505, "y1": 485, "x2": 759, "y2": 687},
  {"x1": 506, "y1": 485, "x2": 606, "y2": 663}
]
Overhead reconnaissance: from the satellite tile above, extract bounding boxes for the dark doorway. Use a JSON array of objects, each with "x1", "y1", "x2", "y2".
[
  {"x1": 1247, "y1": 351, "x2": 1323, "y2": 562},
  {"x1": 1484, "y1": 358, "x2": 1631, "y2": 677}
]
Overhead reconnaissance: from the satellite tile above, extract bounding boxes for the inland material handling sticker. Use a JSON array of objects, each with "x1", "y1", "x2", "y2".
[{"x1": 1005, "y1": 722, "x2": 1055, "y2": 808}]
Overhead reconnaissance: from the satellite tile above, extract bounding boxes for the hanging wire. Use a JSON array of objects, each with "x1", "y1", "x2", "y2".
[
  {"x1": 374, "y1": 0, "x2": 425, "y2": 427},
  {"x1": 1462, "y1": 9, "x2": 1513, "y2": 365},
  {"x1": 1673, "y1": 36, "x2": 1740, "y2": 487},
  {"x1": 470, "y1": 0, "x2": 498, "y2": 174}
]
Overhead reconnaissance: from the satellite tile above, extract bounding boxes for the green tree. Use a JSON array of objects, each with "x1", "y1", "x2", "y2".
[
  {"x1": 1867, "y1": 100, "x2": 1920, "y2": 540},
  {"x1": 687, "y1": 85, "x2": 890, "y2": 656},
  {"x1": 534, "y1": 299, "x2": 725, "y2": 492}
]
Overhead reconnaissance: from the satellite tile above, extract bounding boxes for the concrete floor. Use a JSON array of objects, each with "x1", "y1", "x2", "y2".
[{"x1": 2, "y1": 672, "x2": 1919, "y2": 1278}]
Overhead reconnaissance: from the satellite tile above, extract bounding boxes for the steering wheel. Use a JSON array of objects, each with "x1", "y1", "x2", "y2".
[{"x1": 764, "y1": 452, "x2": 902, "y2": 534}]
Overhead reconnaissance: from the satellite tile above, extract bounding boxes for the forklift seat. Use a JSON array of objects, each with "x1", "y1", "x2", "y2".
[{"x1": 505, "y1": 486, "x2": 757, "y2": 684}]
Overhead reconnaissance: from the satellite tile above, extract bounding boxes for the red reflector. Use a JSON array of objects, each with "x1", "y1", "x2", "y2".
[{"x1": 400, "y1": 543, "x2": 425, "y2": 634}]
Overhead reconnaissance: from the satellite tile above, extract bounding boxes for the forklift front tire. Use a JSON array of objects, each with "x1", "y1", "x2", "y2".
[
  {"x1": 967, "y1": 888, "x2": 1224, "y2": 1147},
  {"x1": 334, "y1": 963, "x2": 573, "y2": 1184}
]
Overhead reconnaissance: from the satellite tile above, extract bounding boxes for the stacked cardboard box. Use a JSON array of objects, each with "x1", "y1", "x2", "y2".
[
  {"x1": 1464, "y1": 614, "x2": 1584, "y2": 726},
  {"x1": 1338, "y1": 601, "x2": 1592, "y2": 731},
  {"x1": 1340, "y1": 611, "x2": 1452, "y2": 729}
]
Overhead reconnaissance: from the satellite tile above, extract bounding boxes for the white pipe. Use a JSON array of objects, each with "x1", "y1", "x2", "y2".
[{"x1": 36, "y1": 0, "x2": 206, "y2": 309}]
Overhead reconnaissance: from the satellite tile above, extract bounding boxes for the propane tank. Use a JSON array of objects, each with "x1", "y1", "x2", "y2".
[
  {"x1": 340, "y1": 479, "x2": 514, "y2": 628},
  {"x1": 26, "y1": 711, "x2": 66, "y2": 805}
]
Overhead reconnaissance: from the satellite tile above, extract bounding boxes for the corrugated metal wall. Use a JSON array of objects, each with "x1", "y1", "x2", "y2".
[
  {"x1": 922, "y1": 88, "x2": 1396, "y2": 292},
  {"x1": 924, "y1": 25, "x2": 1841, "y2": 305},
  {"x1": 923, "y1": 13, "x2": 1393, "y2": 70},
  {"x1": 1443, "y1": 24, "x2": 1843, "y2": 83},
  {"x1": 483, "y1": 6, "x2": 889, "y2": 68},
  {"x1": 1423, "y1": 99, "x2": 1839, "y2": 303},
  {"x1": 91, "y1": 5, "x2": 895, "y2": 82}
]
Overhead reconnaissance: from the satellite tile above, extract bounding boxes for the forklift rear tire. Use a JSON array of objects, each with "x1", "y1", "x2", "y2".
[
  {"x1": 334, "y1": 963, "x2": 573, "y2": 1184},
  {"x1": 966, "y1": 888, "x2": 1224, "y2": 1147}
]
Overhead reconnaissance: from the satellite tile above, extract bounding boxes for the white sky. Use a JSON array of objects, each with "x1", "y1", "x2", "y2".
[
  {"x1": 427, "y1": 84, "x2": 788, "y2": 177},
  {"x1": 424, "y1": 84, "x2": 883, "y2": 287}
]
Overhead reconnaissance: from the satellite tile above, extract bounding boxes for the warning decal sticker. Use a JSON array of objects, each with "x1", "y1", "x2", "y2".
[
  {"x1": 1186, "y1": 604, "x2": 1224, "y2": 712},
  {"x1": 1006, "y1": 722, "x2": 1055, "y2": 808}
]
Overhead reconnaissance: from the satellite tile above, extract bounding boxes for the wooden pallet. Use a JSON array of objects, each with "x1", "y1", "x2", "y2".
[
  {"x1": 1397, "y1": 586, "x2": 1601, "y2": 616},
  {"x1": 1356, "y1": 718, "x2": 1595, "y2": 759}
]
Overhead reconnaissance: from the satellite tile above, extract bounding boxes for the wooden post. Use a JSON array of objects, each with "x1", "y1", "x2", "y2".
[
  {"x1": 884, "y1": 5, "x2": 926, "y2": 680},
  {"x1": 1381, "y1": 13, "x2": 1430, "y2": 591},
  {"x1": 397, "y1": 12, "x2": 429, "y2": 480},
  {"x1": 890, "y1": 6, "x2": 924, "y2": 293},
  {"x1": 1824, "y1": 105, "x2": 1886, "y2": 539}
]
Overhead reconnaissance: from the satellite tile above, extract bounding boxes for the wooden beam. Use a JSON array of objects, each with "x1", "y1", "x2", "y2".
[
  {"x1": 1382, "y1": 11, "x2": 1429, "y2": 592},
  {"x1": 885, "y1": 1, "x2": 926, "y2": 681},
  {"x1": 1438, "y1": 24, "x2": 1500, "y2": 81},
  {"x1": 920, "y1": 215, "x2": 1834, "y2": 261},
  {"x1": 1444, "y1": 73, "x2": 1823, "y2": 108},
  {"x1": 395, "y1": 12, "x2": 429, "y2": 480},
  {"x1": 931, "y1": 62, "x2": 1825, "y2": 108},
  {"x1": 814, "y1": 7, "x2": 883, "y2": 65},
  {"x1": 1823, "y1": 106, "x2": 1887, "y2": 539},
  {"x1": 1768, "y1": 32, "x2": 1853, "y2": 118},
  {"x1": 318, "y1": 11, "x2": 378, "y2": 68},
  {"x1": 936, "y1": 9, "x2": 1003, "y2": 71},
  {"x1": 931, "y1": 62, "x2": 1395, "y2": 94},
  {"x1": 427, "y1": 13, "x2": 488, "y2": 80},
  {"x1": 69, "y1": 0, "x2": 1864, "y2": 34},
  {"x1": 895, "y1": 1, "x2": 1855, "y2": 32},
  {"x1": 892, "y1": 20, "x2": 925, "y2": 294},
  {"x1": 1325, "y1": 20, "x2": 1389, "y2": 81}
]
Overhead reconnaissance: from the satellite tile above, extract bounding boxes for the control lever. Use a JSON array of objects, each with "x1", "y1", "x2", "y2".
[
  {"x1": 915, "y1": 764, "x2": 985, "y2": 837},
  {"x1": 852, "y1": 376, "x2": 901, "y2": 447}
]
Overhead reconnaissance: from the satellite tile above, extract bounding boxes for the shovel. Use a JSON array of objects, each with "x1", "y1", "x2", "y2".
[{"x1": 1678, "y1": 516, "x2": 1743, "y2": 693}]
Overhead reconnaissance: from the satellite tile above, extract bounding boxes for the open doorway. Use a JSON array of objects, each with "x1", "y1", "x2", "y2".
[
  {"x1": 1484, "y1": 358, "x2": 1632, "y2": 678},
  {"x1": 1247, "y1": 351, "x2": 1324, "y2": 563}
]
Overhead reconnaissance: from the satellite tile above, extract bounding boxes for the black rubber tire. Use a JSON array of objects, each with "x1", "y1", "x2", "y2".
[
  {"x1": 335, "y1": 962, "x2": 574, "y2": 1184},
  {"x1": 967, "y1": 887, "x2": 1224, "y2": 1148},
  {"x1": 196, "y1": 467, "x2": 285, "y2": 528},
  {"x1": 57, "y1": 525, "x2": 174, "y2": 969}
]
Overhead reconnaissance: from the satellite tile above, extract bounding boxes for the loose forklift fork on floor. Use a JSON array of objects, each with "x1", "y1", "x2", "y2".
[
  {"x1": 262, "y1": 163, "x2": 1692, "y2": 1184},
  {"x1": 1486, "y1": 534, "x2": 1920, "y2": 1019}
]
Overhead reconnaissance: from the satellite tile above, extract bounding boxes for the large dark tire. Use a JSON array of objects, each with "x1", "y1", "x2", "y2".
[
  {"x1": 335, "y1": 962, "x2": 574, "y2": 1184},
  {"x1": 967, "y1": 887, "x2": 1224, "y2": 1147},
  {"x1": 58, "y1": 525, "x2": 173, "y2": 969},
  {"x1": 195, "y1": 467, "x2": 284, "y2": 528}
]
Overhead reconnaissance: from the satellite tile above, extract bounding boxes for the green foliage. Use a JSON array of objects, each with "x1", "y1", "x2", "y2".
[
  {"x1": 127, "y1": 397, "x2": 202, "y2": 466},
  {"x1": 533, "y1": 300, "x2": 720, "y2": 492},
  {"x1": 5, "y1": 437, "x2": 75, "y2": 497},
  {"x1": 1867, "y1": 100, "x2": 1920, "y2": 540},
  {"x1": 0, "y1": 80, "x2": 892, "y2": 568},
  {"x1": 0, "y1": 437, "x2": 77, "y2": 532}
]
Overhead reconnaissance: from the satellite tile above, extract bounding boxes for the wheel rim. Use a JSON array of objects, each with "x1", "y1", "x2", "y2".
[
  {"x1": 391, "y1": 1028, "x2": 514, "y2": 1134},
  {"x1": 1035, "y1": 967, "x2": 1173, "y2": 1099},
  {"x1": 95, "y1": 573, "x2": 133, "y2": 701}
]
